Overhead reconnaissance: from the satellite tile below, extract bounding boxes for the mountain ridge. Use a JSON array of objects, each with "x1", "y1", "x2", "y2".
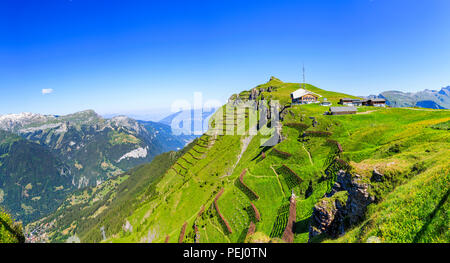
[
  {"x1": 365, "y1": 86, "x2": 450, "y2": 109},
  {"x1": 22, "y1": 79, "x2": 450, "y2": 243},
  {"x1": 0, "y1": 109, "x2": 194, "y2": 224}
]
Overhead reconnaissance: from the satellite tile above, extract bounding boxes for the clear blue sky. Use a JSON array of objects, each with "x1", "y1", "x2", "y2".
[{"x1": 1, "y1": 0, "x2": 449, "y2": 117}]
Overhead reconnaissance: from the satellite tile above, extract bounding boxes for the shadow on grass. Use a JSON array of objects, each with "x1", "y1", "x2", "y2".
[
  {"x1": 237, "y1": 226, "x2": 249, "y2": 243},
  {"x1": 412, "y1": 188, "x2": 449, "y2": 243},
  {"x1": 234, "y1": 179, "x2": 259, "y2": 201},
  {"x1": 294, "y1": 217, "x2": 310, "y2": 234},
  {"x1": 251, "y1": 146, "x2": 272, "y2": 162}
]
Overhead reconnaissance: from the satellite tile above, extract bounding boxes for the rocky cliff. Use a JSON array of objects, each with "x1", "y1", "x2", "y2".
[{"x1": 309, "y1": 170, "x2": 375, "y2": 241}]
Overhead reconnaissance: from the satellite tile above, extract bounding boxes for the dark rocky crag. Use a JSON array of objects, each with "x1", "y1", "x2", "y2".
[{"x1": 309, "y1": 170, "x2": 375, "y2": 241}]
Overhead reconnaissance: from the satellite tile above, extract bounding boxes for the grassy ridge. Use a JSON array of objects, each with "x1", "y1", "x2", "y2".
[
  {"x1": 30, "y1": 78, "x2": 450, "y2": 243},
  {"x1": 103, "y1": 79, "x2": 365, "y2": 243},
  {"x1": 105, "y1": 79, "x2": 449, "y2": 243}
]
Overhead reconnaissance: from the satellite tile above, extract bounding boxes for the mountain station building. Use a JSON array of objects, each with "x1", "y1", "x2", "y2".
[
  {"x1": 291, "y1": 88, "x2": 321, "y2": 104},
  {"x1": 367, "y1": 98, "x2": 386, "y2": 107},
  {"x1": 329, "y1": 106, "x2": 357, "y2": 115},
  {"x1": 339, "y1": 98, "x2": 363, "y2": 106}
]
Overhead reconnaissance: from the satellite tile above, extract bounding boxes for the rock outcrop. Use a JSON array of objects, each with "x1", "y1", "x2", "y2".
[
  {"x1": 371, "y1": 168, "x2": 384, "y2": 182},
  {"x1": 309, "y1": 170, "x2": 375, "y2": 241}
]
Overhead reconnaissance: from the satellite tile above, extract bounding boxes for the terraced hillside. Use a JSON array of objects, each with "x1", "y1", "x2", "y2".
[{"x1": 31, "y1": 77, "x2": 449, "y2": 243}]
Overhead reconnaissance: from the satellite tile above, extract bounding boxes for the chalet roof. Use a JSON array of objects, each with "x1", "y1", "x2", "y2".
[
  {"x1": 329, "y1": 106, "x2": 357, "y2": 112},
  {"x1": 371, "y1": 98, "x2": 386, "y2": 102},
  {"x1": 340, "y1": 98, "x2": 354, "y2": 101},
  {"x1": 291, "y1": 88, "x2": 321, "y2": 99}
]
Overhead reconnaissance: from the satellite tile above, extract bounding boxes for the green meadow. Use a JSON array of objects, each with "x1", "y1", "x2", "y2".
[
  {"x1": 24, "y1": 77, "x2": 449, "y2": 243},
  {"x1": 106, "y1": 78, "x2": 450, "y2": 243}
]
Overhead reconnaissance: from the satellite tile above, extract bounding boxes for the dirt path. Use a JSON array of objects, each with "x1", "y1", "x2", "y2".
[
  {"x1": 270, "y1": 165, "x2": 287, "y2": 197},
  {"x1": 246, "y1": 174, "x2": 277, "y2": 178},
  {"x1": 302, "y1": 144, "x2": 314, "y2": 165},
  {"x1": 221, "y1": 135, "x2": 254, "y2": 178},
  {"x1": 208, "y1": 218, "x2": 231, "y2": 243},
  {"x1": 357, "y1": 110, "x2": 377, "y2": 114},
  {"x1": 201, "y1": 228, "x2": 209, "y2": 243}
]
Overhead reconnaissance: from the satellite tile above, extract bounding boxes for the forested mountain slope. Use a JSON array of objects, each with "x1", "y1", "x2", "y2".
[{"x1": 0, "y1": 110, "x2": 193, "y2": 224}]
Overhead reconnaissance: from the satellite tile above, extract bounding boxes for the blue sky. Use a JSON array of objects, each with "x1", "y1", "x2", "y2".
[{"x1": 1, "y1": 0, "x2": 449, "y2": 119}]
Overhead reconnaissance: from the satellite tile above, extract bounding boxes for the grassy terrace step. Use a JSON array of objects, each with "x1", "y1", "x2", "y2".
[
  {"x1": 186, "y1": 151, "x2": 201, "y2": 160},
  {"x1": 238, "y1": 169, "x2": 260, "y2": 200},
  {"x1": 245, "y1": 222, "x2": 256, "y2": 241},
  {"x1": 179, "y1": 222, "x2": 187, "y2": 243},
  {"x1": 198, "y1": 138, "x2": 210, "y2": 144},
  {"x1": 278, "y1": 165, "x2": 303, "y2": 189},
  {"x1": 214, "y1": 188, "x2": 233, "y2": 234},
  {"x1": 77, "y1": 79, "x2": 450, "y2": 244},
  {"x1": 186, "y1": 152, "x2": 201, "y2": 161},
  {"x1": 271, "y1": 148, "x2": 292, "y2": 158},
  {"x1": 175, "y1": 162, "x2": 187, "y2": 171},
  {"x1": 325, "y1": 139, "x2": 343, "y2": 153},
  {"x1": 325, "y1": 158, "x2": 351, "y2": 175},
  {"x1": 284, "y1": 122, "x2": 310, "y2": 132},
  {"x1": 192, "y1": 148, "x2": 206, "y2": 154},
  {"x1": 170, "y1": 166, "x2": 182, "y2": 176},
  {"x1": 250, "y1": 202, "x2": 261, "y2": 222},
  {"x1": 303, "y1": 130, "x2": 333, "y2": 137},
  {"x1": 180, "y1": 157, "x2": 193, "y2": 166},
  {"x1": 270, "y1": 204, "x2": 290, "y2": 238},
  {"x1": 197, "y1": 205, "x2": 206, "y2": 218}
]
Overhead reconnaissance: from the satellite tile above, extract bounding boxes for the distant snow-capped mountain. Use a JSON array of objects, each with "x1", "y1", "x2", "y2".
[{"x1": 365, "y1": 86, "x2": 450, "y2": 109}]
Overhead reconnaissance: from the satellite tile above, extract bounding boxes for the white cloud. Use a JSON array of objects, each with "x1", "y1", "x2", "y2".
[{"x1": 41, "y1": 88, "x2": 54, "y2": 95}]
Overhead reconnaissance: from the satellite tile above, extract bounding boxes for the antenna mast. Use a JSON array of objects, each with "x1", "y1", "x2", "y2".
[{"x1": 302, "y1": 64, "x2": 305, "y2": 89}]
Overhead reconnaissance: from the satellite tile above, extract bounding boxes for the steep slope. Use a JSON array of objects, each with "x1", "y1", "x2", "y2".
[
  {"x1": 107, "y1": 78, "x2": 445, "y2": 243},
  {"x1": 27, "y1": 77, "x2": 450, "y2": 243},
  {"x1": 0, "y1": 110, "x2": 193, "y2": 224},
  {"x1": 0, "y1": 110, "x2": 192, "y2": 188},
  {"x1": 0, "y1": 130, "x2": 73, "y2": 223},
  {"x1": 138, "y1": 120, "x2": 196, "y2": 151},
  {"x1": 0, "y1": 208, "x2": 24, "y2": 243},
  {"x1": 26, "y1": 141, "x2": 197, "y2": 243}
]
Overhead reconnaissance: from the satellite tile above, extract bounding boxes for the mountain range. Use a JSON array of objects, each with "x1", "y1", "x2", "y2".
[
  {"x1": 23, "y1": 78, "x2": 449, "y2": 243},
  {"x1": 366, "y1": 86, "x2": 450, "y2": 109},
  {"x1": 0, "y1": 110, "x2": 195, "y2": 223}
]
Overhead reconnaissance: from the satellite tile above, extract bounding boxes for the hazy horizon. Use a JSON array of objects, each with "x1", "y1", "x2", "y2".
[{"x1": 2, "y1": 0, "x2": 450, "y2": 115}]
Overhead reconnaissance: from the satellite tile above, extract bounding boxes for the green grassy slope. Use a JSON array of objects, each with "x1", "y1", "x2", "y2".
[
  {"x1": 32, "y1": 77, "x2": 450, "y2": 243},
  {"x1": 103, "y1": 78, "x2": 449, "y2": 243}
]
